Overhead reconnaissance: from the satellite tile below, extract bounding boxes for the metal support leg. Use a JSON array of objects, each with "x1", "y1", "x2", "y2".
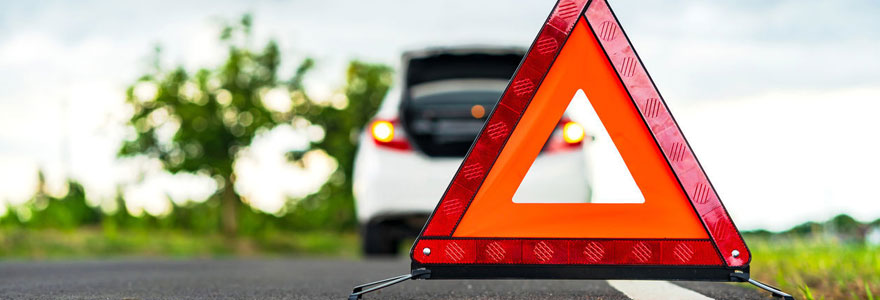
[
  {"x1": 730, "y1": 272, "x2": 794, "y2": 300},
  {"x1": 348, "y1": 269, "x2": 430, "y2": 300}
]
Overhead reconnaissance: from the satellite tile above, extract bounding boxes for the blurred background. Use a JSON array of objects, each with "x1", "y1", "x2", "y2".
[{"x1": 0, "y1": 0, "x2": 878, "y2": 299}]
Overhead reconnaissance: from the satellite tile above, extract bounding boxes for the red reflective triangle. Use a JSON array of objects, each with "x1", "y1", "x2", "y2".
[{"x1": 411, "y1": 0, "x2": 750, "y2": 279}]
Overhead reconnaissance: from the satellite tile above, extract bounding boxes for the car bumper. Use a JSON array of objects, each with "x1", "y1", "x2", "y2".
[{"x1": 353, "y1": 144, "x2": 589, "y2": 223}]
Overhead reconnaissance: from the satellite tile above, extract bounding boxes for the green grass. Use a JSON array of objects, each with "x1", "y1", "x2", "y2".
[
  {"x1": 746, "y1": 236, "x2": 880, "y2": 300},
  {"x1": 0, "y1": 227, "x2": 359, "y2": 259}
]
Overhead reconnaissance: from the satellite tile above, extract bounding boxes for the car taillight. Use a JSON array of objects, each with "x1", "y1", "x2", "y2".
[
  {"x1": 544, "y1": 118, "x2": 586, "y2": 152},
  {"x1": 370, "y1": 119, "x2": 412, "y2": 151},
  {"x1": 562, "y1": 121, "x2": 585, "y2": 144},
  {"x1": 371, "y1": 120, "x2": 394, "y2": 142}
]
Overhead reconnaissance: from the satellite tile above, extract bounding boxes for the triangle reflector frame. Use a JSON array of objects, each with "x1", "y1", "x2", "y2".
[{"x1": 410, "y1": 0, "x2": 751, "y2": 281}]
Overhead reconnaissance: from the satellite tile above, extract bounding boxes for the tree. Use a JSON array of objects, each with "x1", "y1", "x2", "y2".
[
  {"x1": 20, "y1": 170, "x2": 101, "y2": 229},
  {"x1": 286, "y1": 61, "x2": 393, "y2": 230},
  {"x1": 119, "y1": 15, "x2": 313, "y2": 236}
]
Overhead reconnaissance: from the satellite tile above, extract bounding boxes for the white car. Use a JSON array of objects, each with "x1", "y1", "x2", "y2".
[{"x1": 352, "y1": 46, "x2": 592, "y2": 255}]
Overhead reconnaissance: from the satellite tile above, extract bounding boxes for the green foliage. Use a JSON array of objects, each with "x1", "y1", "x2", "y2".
[
  {"x1": 800, "y1": 284, "x2": 814, "y2": 300},
  {"x1": 744, "y1": 213, "x2": 878, "y2": 244},
  {"x1": 1, "y1": 13, "x2": 393, "y2": 252},
  {"x1": 0, "y1": 171, "x2": 101, "y2": 230},
  {"x1": 746, "y1": 235, "x2": 880, "y2": 300},
  {"x1": 119, "y1": 15, "x2": 293, "y2": 176},
  {"x1": 117, "y1": 14, "x2": 316, "y2": 235},
  {"x1": 112, "y1": 14, "x2": 393, "y2": 234},
  {"x1": 828, "y1": 214, "x2": 861, "y2": 235},
  {"x1": 286, "y1": 61, "x2": 393, "y2": 231},
  {"x1": 788, "y1": 221, "x2": 822, "y2": 236},
  {"x1": 26, "y1": 181, "x2": 100, "y2": 230},
  {"x1": 0, "y1": 227, "x2": 358, "y2": 259}
]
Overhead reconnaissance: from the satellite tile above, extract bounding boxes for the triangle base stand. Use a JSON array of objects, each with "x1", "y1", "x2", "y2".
[
  {"x1": 347, "y1": 269, "x2": 430, "y2": 300},
  {"x1": 730, "y1": 272, "x2": 795, "y2": 300},
  {"x1": 347, "y1": 270, "x2": 794, "y2": 300}
]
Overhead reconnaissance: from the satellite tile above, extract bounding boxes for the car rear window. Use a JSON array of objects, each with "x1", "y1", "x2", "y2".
[{"x1": 403, "y1": 80, "x2": 506, "y2": 157}]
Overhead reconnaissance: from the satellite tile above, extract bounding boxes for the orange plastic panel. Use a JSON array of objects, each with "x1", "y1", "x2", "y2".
[{"x1": 453, "y1": 19, "x2": 707, "y2": 239}]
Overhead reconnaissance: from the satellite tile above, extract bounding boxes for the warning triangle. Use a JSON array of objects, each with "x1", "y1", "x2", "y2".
[{"x1": 410, "y1": 0, "x2": 751, "y2": 280}]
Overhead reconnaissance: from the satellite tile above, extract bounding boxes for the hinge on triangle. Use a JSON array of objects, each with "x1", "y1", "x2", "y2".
[{"x1": 730, "y1": 272, "x2": 795, "y2": 300}]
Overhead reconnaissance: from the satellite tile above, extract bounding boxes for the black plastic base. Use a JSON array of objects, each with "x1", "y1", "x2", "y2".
[{"x1": 414, "y1": 263, "x2": 741, "y2": 281}]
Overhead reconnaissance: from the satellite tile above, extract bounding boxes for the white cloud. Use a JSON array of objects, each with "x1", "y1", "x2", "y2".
[
  {"x1": 677, "y1": 87, "x2": 880, "y2": 230},
  {"x1": 0, "y1": 32, "x2": 63, "y2": 66}
]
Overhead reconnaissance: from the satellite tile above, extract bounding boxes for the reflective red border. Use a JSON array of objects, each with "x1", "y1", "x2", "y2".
[{"x1": 413, "y1": 238, "x2": 722, "y2": 266}]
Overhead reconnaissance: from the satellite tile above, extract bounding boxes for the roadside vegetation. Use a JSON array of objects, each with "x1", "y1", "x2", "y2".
[
  {"x1": 3, "y1": 198, "x2": 877, "y2": 300},
  {"x1": 0, "y1": 227, "x2": 358, "y2": 259},
  {"x1": 1, "y1": 14, "x2": 386, "y2": 259},
  {"x1": 744, "y1": 214, "x2": 880, "y2": 300}
]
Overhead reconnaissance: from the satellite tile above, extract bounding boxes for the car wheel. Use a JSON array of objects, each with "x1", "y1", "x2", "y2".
[{"x1": 362, "y1": 221, "x2": 400, "y2": 256}]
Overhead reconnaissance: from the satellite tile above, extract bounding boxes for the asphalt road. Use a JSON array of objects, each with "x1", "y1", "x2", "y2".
[{"x1": 0, "y1": 259, "x2": 770, "y2": 299}]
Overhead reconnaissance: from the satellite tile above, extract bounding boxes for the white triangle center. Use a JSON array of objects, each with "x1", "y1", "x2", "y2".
[{"x1": 513, "y1": 89, "x2": 645, "y2": 204}]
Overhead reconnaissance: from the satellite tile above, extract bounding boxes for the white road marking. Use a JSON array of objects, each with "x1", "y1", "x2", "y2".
[{"x1": 608, "y1": 280, "x2": 714, "y2": 300}]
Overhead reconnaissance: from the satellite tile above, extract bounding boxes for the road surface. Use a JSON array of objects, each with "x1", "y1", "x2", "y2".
[{"x1": 0, "y1": 259, "x2": 769, "y2": 299}]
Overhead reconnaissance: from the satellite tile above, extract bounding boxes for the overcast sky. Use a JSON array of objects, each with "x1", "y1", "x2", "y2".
[{"x1": 1, "y1": 0, "x2": 879, "y2": 230}]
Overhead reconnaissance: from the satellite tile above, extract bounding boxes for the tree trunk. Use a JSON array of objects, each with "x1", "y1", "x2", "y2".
[{"x1": 221, "y1": 176, "x2": 238, "y2": 237}]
